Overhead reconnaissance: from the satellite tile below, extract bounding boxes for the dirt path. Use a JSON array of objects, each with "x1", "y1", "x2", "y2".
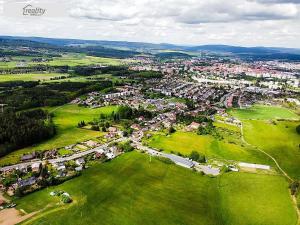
[
  {"x1": 240, "y1": 122, "x2": 299, "y2": 225},
  {"x1": 239, "y1": 124, "x2": 293, "y2": 181},
  {"x1": 0, "y1": 208, "x2": 36, "y2": 225},
  {"x1": 0, "y1": 192, "x2": 36, "y2": 225}
]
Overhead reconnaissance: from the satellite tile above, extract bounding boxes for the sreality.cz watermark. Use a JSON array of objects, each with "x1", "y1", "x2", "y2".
[
  {"x1": 3, "y1": 2, "x2": 67, "y2": 18},
  {"x1": 23, "y1": 4, "x2": 46, "y2": 16}
]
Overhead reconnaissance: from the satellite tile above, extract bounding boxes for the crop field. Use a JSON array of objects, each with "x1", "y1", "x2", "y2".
[
  {"x1": 0, "y1": 104, "x2": 118, "y2": 166},
  {"x1": 15, "y1": 152, "x2": 297, "y2": 225},
  {"x1": 228, "y1": 104, "x2": 299, "y2": 120},
  {"x1": 147, "y1": 130, "x2": 272, "y2": 165},
  {"x1": 0, "y1": 73, "x2": 67, "y2": 83}
]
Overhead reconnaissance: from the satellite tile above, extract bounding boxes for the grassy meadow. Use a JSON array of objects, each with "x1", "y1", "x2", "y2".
[
  {"x1": 218, "y1": 172, "x2": 297, "y2": 225},
  {"x1": 29, "y1": 55, "x2": 121, "y2": 67},
  {"x1": 0, "y1": 73, "x2": 67, "y2": 83},
  {"x1": 228, "y1": 104, "x2": 300, "y2": 180},
  {"x1": 228, "y1": 104, "x2": 299, "y2": 120},
  {"x1": 15, "y1": 151, "x2": 297, "y2": 225},
  {"x1": 147, "y1": 128, "x2": 271, "y2": 165},
  {"x1": 243, "y1": 120, "x2": 300, "y2": 180},
  {"x1": 0, "y1": 104, "x2": 118, "y2": 166},
  {"x1": 0, "y1": 55, "x2": 121, "y2": 69}
]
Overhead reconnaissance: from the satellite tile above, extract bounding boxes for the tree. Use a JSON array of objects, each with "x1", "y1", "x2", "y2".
[
  {"x1": 189, "y1": 151, "x2": 200, "y2": 161},
  {"x1": 289, "y1": 181, "x2": 299, "y2": 195},
  {"x1": 296, "y1": 124, "x2": 300, "y2": 135},
  {"x1": 168, "y1": 126, "x2": 176, "y2": 134},
  {"x1": 189, "y1": 151, "x2": 206, "y2": 163},
  {"x1": 91, "y1": 125, "x2": 100, "y2": 131}
]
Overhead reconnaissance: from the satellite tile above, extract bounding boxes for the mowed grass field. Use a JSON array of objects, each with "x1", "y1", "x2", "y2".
[
  {"x1": 243, "y1": 120, "x2": 300, "y2": 180},
  {"x1": 16, "y1": 152, "x2": 297, "y2": 225},
  {"x1": 0, "y1": 104, "x2": 118, "y2": 166},
  {"x1": 0, "y1": 73, "x2": 67, "y2": 83},
  {"x1": 229, "y1": 104, "x2": 300, "y2": 180},
  {"x1": 147, "y1": 129, "x2": 271, "y2": 165},
  {"x1": 229, "y1": 104, "x2": 299, "y2": 120}
]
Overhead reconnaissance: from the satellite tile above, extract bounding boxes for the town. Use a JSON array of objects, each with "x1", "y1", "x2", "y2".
[{"x1": 0, "y1": 35, "x2": 299, "y2": 225}]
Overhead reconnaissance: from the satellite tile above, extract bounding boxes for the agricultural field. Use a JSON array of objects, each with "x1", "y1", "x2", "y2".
[
  {"x1": 243, "y1": 120, "x2": 300, "y2": 180},
  {"x1": 146, "y1": 130, "x2": 272, "y2": 165},
  {"x1": 45, "y1": 74, "x2": 128, "y2": 83},
  {"x1": 229, "y1": 104, "x2": 300, "y2": 180},
  {"x1": 0, "y1": 73, "x2": 67, "y2": 83},
  {"x1": 0, "y1": 55, "x2": 121, "y2": 69},
  {"x1": 0, "y1": 104, "x2": 118, "y2": 166},
  {"x1": 29, "y1": 55, "x2": 121, "y2": 67},
  {"x1": 15, "y1": 152, "x2": 297, "y2": 225},
  {"x1": 228, "y1": 104, "x2": 299, "y2": 120},
  {"x1": 218, "y1": 172, "x2": 297, "y2": 225}
]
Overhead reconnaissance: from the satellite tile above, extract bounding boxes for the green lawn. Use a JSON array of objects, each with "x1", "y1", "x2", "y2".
[
  {"x1": 0, "y1": 104, "x2": 118, "y2": 166},
  {"x1": 147, "y1": 131, "x2": 271, "y2": 165},
  {"x1": 0, "y1": 73, "x2": 67, "y2": 83},
  {"x1": 228, "y1": 104, "x2": 299, "y2": 120},
  {"x1": 15, "y1": 152, "x2": 297, "y2": 225}
]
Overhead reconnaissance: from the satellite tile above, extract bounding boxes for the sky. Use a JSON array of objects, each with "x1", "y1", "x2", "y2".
[{"x1": 0, "y1": 0, "x2": 300, "y2": 48}]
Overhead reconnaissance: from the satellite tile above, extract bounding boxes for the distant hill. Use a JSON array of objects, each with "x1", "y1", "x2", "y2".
[
  {"x1": 0, "y1": 37, "x2": 139, "y2": 58},
  {"x1": 1, "y1": 35, "x2": 300, "y2": 60}
]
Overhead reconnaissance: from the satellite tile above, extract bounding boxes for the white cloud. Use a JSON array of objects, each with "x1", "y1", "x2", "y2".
[{"x1": 0, "y1": 0, "x2": 299, "y2": 48}]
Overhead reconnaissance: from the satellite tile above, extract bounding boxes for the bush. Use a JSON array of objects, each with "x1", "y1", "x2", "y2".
[
  {"x1": 296, "y1": 125, "x2": 300, "y2": 135},
  {"x1": 168, "y1": 126, "x2": 176, "y2": 134},
  {"x1": 61, "y1": 193, "x2": 72, "y2": 203},
  {"x1": 118, "y1": 141, "x2": 134, "y2": 152},
  {"x1": 156, "y1": 156, "x2": 174, "y2": 164},
  {"x1": 289, "y1": 181, "x2": 299, "y2": 195},
  {"x1": 189, "y1": 151, "x2": 206, "y2": 163},
  {"x1": 91, "y1": 125, "x2": 100, "y2": 131}
]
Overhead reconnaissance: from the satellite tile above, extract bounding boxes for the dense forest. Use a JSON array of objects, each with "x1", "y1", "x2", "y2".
[
  {"x1": 0, "y1": 80, "x2": 113, "y2": 110},
  {"x1": 73, "y1": 65, "x2": 163, "y2": 79},
  {"x1": 0, "y1": 109, "x2": 56, "y2": 157}
]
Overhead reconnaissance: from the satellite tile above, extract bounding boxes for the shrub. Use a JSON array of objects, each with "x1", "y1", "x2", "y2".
[
  {"x1": 189, "y1": 151, "x2": 206, "y2": 163},
  {"x1": 156, "y1": 157, "x2": 174, "y2": 164},
  {"x1": 296, "y1": 125, "x2": 300, "y2": 135}
]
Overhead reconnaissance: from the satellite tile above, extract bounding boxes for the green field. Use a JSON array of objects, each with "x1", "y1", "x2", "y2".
[
  {"x1": 147, "y1": 130, "x2": 271, "y2": 165},
  {"x1": 0, "y1": 55, "x2": 121, "y2": 69},
  {"x1": 229, "y1": 104, "x2": 299, "y2": 120},
  {"x1": 243, "y1": 120, "x2": 300, "y2": 180},
  {"x1": 45, "y1": 74, "x2": 128, "y2": 83},
  {"x1": 0, "y1": 73, "x2": 67, "y2": 83},
  {"x1": 30, "y1": 55, "x2": 121, "y2": 67},
  {"x1": 219, "y1": 172, "x2": 297, "y2": 225},
  {"x1": 0, "y1": 104, "x2": 118, "y2": 166},
  {"x1": 228, "y1": 104, "x2": 300, "y2": 180},
  {"x1": 15, "y1": 152, "x2": 297, "y2": 225}
]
